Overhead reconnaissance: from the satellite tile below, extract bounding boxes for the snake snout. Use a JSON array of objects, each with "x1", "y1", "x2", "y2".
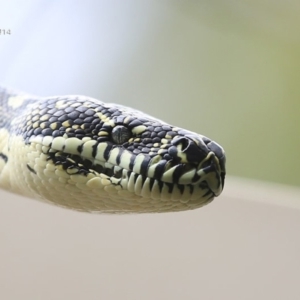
[
  {"x1": 206, "y1": 140, "x2": 226, "y2": 190},
  {"x1": 168, "y1": 135, "x2": 226, "y2": 193},
  {"x1": 206, "y1": 141, "x2": 226, "y2": 171}
]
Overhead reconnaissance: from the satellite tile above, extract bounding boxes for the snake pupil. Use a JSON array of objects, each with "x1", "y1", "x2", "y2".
[{"x1": 111, "y1": 125, "x2": 131, "y2": 144}]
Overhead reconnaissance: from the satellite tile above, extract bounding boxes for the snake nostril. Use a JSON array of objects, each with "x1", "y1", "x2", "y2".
[
  {"x1": 172, "y1": 136, "x2": 190, "y2": 152},
  {"x1": 170, "y1": 136, "x2": 209, "y2": 163},
  {"x1": 180, "y1": 138, "x2": 190, "y2": 152}
]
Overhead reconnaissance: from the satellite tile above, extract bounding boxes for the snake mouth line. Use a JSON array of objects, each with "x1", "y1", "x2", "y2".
[{"x1": 46, "y1": 148, "x2": 221, "y2": 201}]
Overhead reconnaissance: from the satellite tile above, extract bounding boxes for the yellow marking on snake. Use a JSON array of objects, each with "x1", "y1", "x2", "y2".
[{"x1": 8, "y1": 95, "x2": 27, "y2": 109}]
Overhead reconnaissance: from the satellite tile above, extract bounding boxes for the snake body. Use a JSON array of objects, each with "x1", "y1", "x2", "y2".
[{"x1": 0, "y1": 86, "x2": 226, "y2": 213}]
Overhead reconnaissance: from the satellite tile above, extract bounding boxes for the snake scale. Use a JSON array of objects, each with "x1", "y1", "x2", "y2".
[{"x1": 0, "y1": 86, "x2": 226, "y2": 213}]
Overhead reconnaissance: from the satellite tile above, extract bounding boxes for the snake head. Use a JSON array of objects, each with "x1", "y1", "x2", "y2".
[
  {"x1": 78, "y1": 102, "x2": 227, "y2": 211},
  {"x1": 4, "y1": 91, "x2": 226, "y2": 213}
]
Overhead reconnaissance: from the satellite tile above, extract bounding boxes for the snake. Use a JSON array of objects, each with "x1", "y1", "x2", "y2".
[{"x1": 0, "y1": 86, "x2": 226, "y2": 213}]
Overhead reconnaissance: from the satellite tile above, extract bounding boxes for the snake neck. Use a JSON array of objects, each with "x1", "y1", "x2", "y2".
[
  {"x1": 0, "y1": 88, "x2": 11, "y2": 181},
  {"x1": 0, "y1": 86, "x2": 36, "y2": 178}
]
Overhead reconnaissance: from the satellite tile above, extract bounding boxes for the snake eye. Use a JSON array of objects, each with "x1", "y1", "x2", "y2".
[{"x1": 111, "y1": 125, "x2": 131, "y2": 144}]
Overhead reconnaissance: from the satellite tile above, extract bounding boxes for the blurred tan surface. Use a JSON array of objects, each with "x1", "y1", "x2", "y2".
[
  {"x1": 1, "y1": 177, "x2": 300, "y2": 300},
  {"x1": 1, "y1": 1, "x2": 300, "y2": 300}
]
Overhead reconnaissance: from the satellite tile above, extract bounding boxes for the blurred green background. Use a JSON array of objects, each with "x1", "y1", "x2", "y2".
[{"x1": 1, "y1": 0, "x2": 300, "y2": 186}]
